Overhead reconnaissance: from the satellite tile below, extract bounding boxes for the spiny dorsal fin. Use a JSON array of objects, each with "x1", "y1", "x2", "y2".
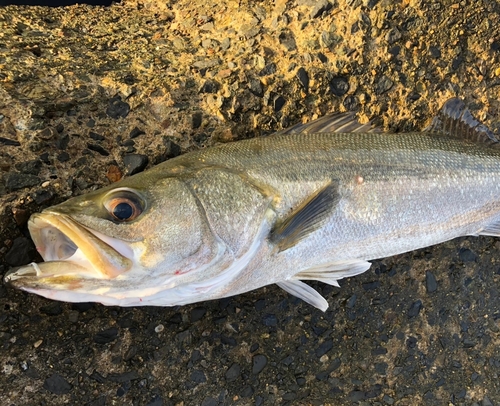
[
  {"x1": 277, "y1": 112, "x2": 381, "y2": 135},
  {"x1": 424, "y1": 97, "x2": 499, "y2": 145},
  {"x1": 269, "y1": 181, "x2": 340, "y2": 252}
]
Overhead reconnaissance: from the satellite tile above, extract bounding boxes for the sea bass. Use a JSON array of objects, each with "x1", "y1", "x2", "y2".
[{"x1": 5, "y1": 98, "x2": 500, "y2": 311}]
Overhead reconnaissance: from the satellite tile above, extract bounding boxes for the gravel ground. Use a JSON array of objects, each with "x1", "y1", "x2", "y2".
[{"x1": 1, "y1": 0, "x2": 500, "y2": 405}]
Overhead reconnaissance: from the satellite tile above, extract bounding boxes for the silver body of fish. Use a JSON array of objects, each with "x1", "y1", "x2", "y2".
[{"x1": 5, "y1": 98, "x2": 500, "y2": 311}]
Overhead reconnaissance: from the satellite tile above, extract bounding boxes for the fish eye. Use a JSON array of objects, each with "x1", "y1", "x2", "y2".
[{"x1": 104, "y1": 190, "x2": 144, "y2": 222}]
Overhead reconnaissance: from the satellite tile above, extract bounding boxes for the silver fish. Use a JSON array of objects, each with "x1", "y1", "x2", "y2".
[{"x1": 5, "y1": 98, "x2": 500, "y2": 311}]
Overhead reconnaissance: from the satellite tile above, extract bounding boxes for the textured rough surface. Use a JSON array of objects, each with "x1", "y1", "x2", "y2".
[{"x1": 1, "y1": 0, "x2": 500, "y2": 405}]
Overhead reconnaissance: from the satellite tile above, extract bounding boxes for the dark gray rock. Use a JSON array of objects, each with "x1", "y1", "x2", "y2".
[
  {"x1": 87, "y1": 143, "x2": 110, "y2": 156},
  {"x1": 191, "y1": 112, "x2": 203, "y2": 129},
  {"x1": 296, "y1": 67, "x2": 309, "y2": 92},
  {"x1": 429, "y1": 46, "x2": 441, "y2": 59},
  {"x1": 93, "y1": 327, "x2": 118, "y2": 344},
  {"x1": 106, "y1": 97, "x2": 130, "y2": 119},
  {"x1": 262, "y1": 314, "x2": 277, "y2": 327},
  {"x1": 459, "y1": 248, "x2": 477, "y2": 263},
  {"x1": 201, "y1": 398, "x2": 218, "y2": 406},
  {"x1": 386, "y1": 28, "x2": 402, "y2": 44},
  {"x1": 5, "y1": 172, "x2": 40, "y2": 191},
  {"x1": 190, "y1": 307, "x2": 207, "y2": 322},
  {"x1": 34, "y1": 189, "x2": 54, "y2": 205},
  {"x1": 190, "y1": 370, "x2": 206, "y2": 384},
  {"x1": 408, "y1": 300, "x2": 423, "y2": 318},
  {"x1": 316, "y1": 339, "x2": 333, "y2": 357},
  {"x1": 129, "y1": 127, "x2": 145, "y2": 138},
  {"x1": 57, "y1": 151, "x2": 70, "y2": 162},
  {"x1": 279, "y1": 30, "x2": 297, "y2": 51},
  {"x1": 199, "y1": 80, "x2": 219, "y2": 94},
  {"x1": 43, "y1": 373, "x2": 72, "y2": 395},
  {"x1": 15, "y1": 159, "x2": 42, "y2": 175},
  {"x1": 225, "y1": 363, "x2": 241, "y2": 382},
  {"x1": 252, "y1": 354, "x2": 267, "y2": 374},
  {"x1": 107, "y1": 371, "x2": 139, "y2": 382},
  {"x1": 248, "y1": 79, "x2": 264, "y2": 97},
  {"x1": 40, "y1": 302, "x2": 63, "y2": 316},
  {"x1": 123, "y1": 154, "x2": 148, "y2": 175},
  {"x1": 348, "y1": 390, "x2": 366, "y2": 402},
  {"x1": 375, "y1": 75, "x2": 394, "y2": 94},
  {"x1": 273, "y1": 95, "x2": 286, "y2": 112},
  {"x1": 259, "y1": 63, "x2": 276, "y2": 76},
  {"x1": 5, "y1": 237, "x2": 36, "y2": 266},
  {"x1": 163, "y1": 138, "x2": 182, "y2": 158},
  {"x1": 89, "y1": 131, "x2": 105, "y2": 141},
  {"x1": 329, "y1": 76, "x2": 349, "y2": 96},
  {"x1": 0, "y1": 136, "x2": 20, "y2": 146},
  {"x1": 346, "y1": 294, "x2": 357, "y2": 308},
  {"x1": 425, "y1": 271, "x2": 438, "y2": 293},
  {"x1": 482, "y1": 396, "x2": 494, "y2": 406},
  {"x1": 310, "y1": 0, "x2": 332, "y2": 18},
  {"x1": 56, "y1": 134, "x2": 69, "y2": 150}
]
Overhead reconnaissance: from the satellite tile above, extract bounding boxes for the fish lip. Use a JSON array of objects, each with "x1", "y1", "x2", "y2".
[{"x1": 19, "y1": 211, "x2": 133, "y2": 280}]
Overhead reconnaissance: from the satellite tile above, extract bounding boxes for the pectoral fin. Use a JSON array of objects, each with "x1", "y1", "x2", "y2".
[{"x1": 269, "y1": 181, "x2": 340, "y2": 251}]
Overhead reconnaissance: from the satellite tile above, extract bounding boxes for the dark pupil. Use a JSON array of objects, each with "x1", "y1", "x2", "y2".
[{"x1": 113, "y1": 202, "x2": 133, "y2": 220}]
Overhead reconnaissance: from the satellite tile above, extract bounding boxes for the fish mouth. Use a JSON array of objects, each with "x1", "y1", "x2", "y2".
[{"x1": 4, "y1": 212, "x2": 133, "y2": 288}]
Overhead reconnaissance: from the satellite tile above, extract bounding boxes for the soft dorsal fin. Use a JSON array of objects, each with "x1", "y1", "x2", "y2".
[
  {"x1": 277, "y1": 112, "x2": 381, "y2": 135},
  {"x1": 424, "y1": 97, "x2": 499, "y2": 145},
  {"x1": 269, "y1": 181, "x2": 340, "y2": 252}
]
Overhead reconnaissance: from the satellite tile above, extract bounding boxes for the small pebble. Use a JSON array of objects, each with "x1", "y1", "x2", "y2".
[
  {"x1": 89, "y1": 131, "x2": 105, "y2": 141},
  {"x1": 106, "y1": 164, "x2": 122, "y2": 183},
  {"x1": 408, "y1": 300, "x2": 423, "y2": 318},
  {"x1": 87, "y1": 143, "x2": 110, "y2": 156},
  {"x1": 106, "y1": 97, "x2": 130, "y2": 119},
  {"x1": 93, "y1": 327, "x2": 118, "y2": 344},
  {"x1": 57, "y1": 152, "x2": 70, "y2": 162},
  {"x1": 252, "y1": 354, "x2": 267, "y2": 374},
  {"x1": 330, "y1": 76, "x2": 349, "y2": 96},
  {"x1": 310, "y1": 0, "x2": 332, "y2": 18},
  {"x1": 123, "y1": 154, "x2": 148, "y2": 175},
  {"x1": 296, "y1": 67, "x2": 309, "y2": 92},
  {"x1": 225, "y1": 363, "x2": 241, "y2": 382},
  {"x1": 5, "y1": 173, "x2": 40, "y2": 191},
  {"x1": 425, "y1": 271, "x2": 438, "y2": 293},
  {"x1": 43, "y1": 373, "x2": 72, "y2": 395},
  {"x1": 154, "y1": 324, "x2": 164, "y2": 333}
]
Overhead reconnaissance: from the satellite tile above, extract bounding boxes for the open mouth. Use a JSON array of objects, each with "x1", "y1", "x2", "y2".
[{"x1": 5, "y1": 212, "x2": 133, "y2": 285}]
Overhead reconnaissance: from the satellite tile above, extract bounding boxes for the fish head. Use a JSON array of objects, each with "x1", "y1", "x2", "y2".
[{"x1": 4, "y1": 172, "x2": 223, "y2": 306}]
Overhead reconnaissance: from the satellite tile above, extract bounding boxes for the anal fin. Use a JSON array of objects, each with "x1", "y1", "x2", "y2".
[
  {"x1": 277, "y1": 260, "x2": 372, "y2": 312},
  {"x1": 476, "y1": 219, "x2": 500, "y2": 237},
  {"x1": 295, "y1": 259, "x2": 372, "y2": 287}
]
